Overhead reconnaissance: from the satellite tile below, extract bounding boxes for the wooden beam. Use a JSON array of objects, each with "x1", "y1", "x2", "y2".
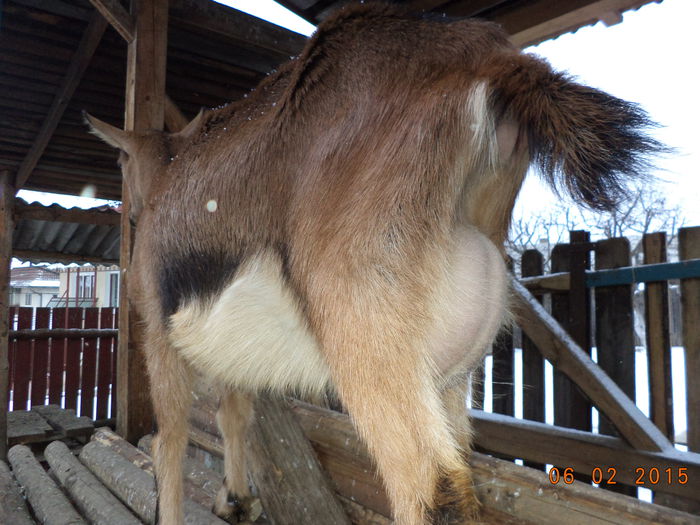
[
  {"x1": 117, "y1": 0, "x2": 169, "y2": 444},
  {"x1": 510, "y1": 275, "x2": 672, "y2": 452},
  {"x1": 508, "y1": 0, "x2": 657, "y2": 48},
  {"x1": 520, "y1": 271, "x2": 570, "y2": 293},
  {"x1": 169, "y1": 0, "x2": 307, "y2": 57},
  {"x1": 470, "y1": 410, "x2": 700, "y2": 502},
  {"x1": 88, "y1": 0, "x2": 196, "y2": 133},
  {"x1": 246, "y1": 396, "x2": 352, "y2": 525},
  {"x1": 14, "y1": 200, "x2": 120, "y2": 226},
  {"x1": 13, "y1": 11, "x2": 108, "y2": 190},
  {"x1": 10, "y1": 328, "x2": 118, "y2": 340},
  {"x1": 0, "y1": 171, "x2": 14, "y2": 460},
  {"x1": 290, "y1": 401, "x2": 700, "y2": 525},
  {"x1": 88, "y1": 0, "x2": 135, "y2": 43}
]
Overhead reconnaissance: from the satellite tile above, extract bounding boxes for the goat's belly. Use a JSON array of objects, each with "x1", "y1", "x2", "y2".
[
  {"x1": 427, "y1": 226, "x2": 508, "y2": 378},
  {"x1": 168, "y1": 253, "x2": 331, "y2": 395}
]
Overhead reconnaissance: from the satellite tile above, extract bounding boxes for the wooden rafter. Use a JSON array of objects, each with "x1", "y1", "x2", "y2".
[
  {"x1": 169, "y1": 0, "x2": 307, "y2": 57},
  {"x1": 511, "y1": 276, "x2": 672, "y2": 452},
  {"x1": 88, "y1": 0, "x2": 135, "y2": 43},
  {"x1": 13, "y1": 10, "x2": 108, "y2": 191},
  {"x1": 508, "y1": 0, "x2": 653, "y2": 48},
  {"x1": 88, "y1": 0, "x2": 188, "y2": 132}
]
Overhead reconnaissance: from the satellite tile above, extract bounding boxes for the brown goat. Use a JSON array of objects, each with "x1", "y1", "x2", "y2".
[{"x1": 86, "y1": 3, "x2": 662, "y2": 524}]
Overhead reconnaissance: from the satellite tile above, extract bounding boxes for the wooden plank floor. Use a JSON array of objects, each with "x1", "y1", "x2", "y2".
[{"x1": 7, "y1": 404, "x2": 93, "y2": 446}]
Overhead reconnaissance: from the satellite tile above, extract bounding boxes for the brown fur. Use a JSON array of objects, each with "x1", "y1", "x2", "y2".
[{"x1": 86, "y1": 3, "x2": 662, "y2": 524}]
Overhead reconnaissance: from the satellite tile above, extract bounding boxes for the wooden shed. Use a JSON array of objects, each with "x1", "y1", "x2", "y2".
[{"x1": 1, "y1": 0, "x2": 699, "y2": 524}]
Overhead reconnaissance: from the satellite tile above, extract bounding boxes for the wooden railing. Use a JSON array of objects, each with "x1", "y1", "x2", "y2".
[{"x1": 476, "y1": 225, "x2": 700, "y2": 509}]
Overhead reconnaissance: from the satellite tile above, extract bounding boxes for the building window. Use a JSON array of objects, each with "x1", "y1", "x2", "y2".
[
  {"x1": 25, "y1": 294, "x2": 32, "y2": 306},
  {"x1": 78, "y1": 273, "x2": 95, "y2": 299},
  {"x1": 109, "y1": 273, "x2": 119, "y2": 307}
]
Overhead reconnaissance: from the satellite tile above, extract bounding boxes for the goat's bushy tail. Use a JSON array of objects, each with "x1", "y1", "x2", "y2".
[{"x1": 484, "y1": 53, "x2": 667, "y2": 210}]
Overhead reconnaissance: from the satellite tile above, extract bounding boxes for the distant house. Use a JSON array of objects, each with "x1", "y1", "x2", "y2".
[
  {"x1": 52, "y1": 265, "x2": 121, "y2": 308},
  {"x1": 9, "y1": 267, "x2": 60, "y2": 307}
]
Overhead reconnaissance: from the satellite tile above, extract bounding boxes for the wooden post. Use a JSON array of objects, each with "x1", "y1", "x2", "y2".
[
  {"x1": 595, "y1": 237, "x2": 635, "y2": 434},
  {"x1": 643, "y1": 232, "x2": 674, "y2": 440},
  {"x1": 491, "y1": 330, "x2": 514, "y2": 416},
  {"x1": 595, "y1": 237, "x2": 636, "y2": 496},
  {"x1": 552, "y1": 231, "x2": 591, "y2": 482},
  {"x1": 117, "y1": 0, "x2": 169, "y2": 442},
  {"x1": 551, "y1": 232, "x2": 592, "y2": 432},
  {"x1": 492, "y1": 257, "x2": 514, "y2": 417},
  {"x1": 680, "y1": 227, "x2": 700, "y2": 453},
  {"x1": 520, "y1": 249, "x2": 545, "y2": 470},
  {"x1": 0, "y1": 170, "x2": 14, "y2": 460}
]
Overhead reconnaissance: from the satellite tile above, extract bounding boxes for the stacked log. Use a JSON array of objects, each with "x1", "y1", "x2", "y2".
[
  {"x1": 7, "y1": 444, "x2": 86, "y2": 525},
  {"x1": 0, "y1": 460, "x2": 34, "y2": 525},
  {"x1": 79, "y1": 439, "x2": 227, "y2": 525},
  {"x1": 44, "y1": 440, "x2": 141, "y2": 525}
]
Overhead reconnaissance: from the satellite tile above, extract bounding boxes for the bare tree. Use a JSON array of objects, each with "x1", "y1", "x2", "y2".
[{"x1": 507, "y1": 181, "x2": 685, "y2": 269}]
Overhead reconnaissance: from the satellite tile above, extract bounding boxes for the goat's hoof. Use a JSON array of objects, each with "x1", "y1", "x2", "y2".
[
  {"x1": 431, "y1": 473, "x2": 482, "y2": 525},
  {"x1": 214, "y1": 489, "x2": 262, "y2": 524}
]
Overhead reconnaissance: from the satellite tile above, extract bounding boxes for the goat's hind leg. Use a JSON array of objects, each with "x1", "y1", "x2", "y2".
[
  {"x1": 145, "y1": 325, "x2": 193, "y2": 525},
  {"x1": 435, "y1": 377, "x2": 480, "y2": 524},
  {"x1": 315, "y1": 303, "x2": 479, "y2": 524},
  {"x1": 213, "y1": 389, "x2": 260, "y2": 523}
]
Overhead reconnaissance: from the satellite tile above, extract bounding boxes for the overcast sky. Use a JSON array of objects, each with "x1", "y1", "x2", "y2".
[{"x1": 516, "y1": 0, "x2": 700, "y2": 227}]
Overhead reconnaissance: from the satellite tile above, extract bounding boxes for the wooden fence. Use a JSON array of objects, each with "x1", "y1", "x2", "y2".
[
  {"x1": 6, "y1": 307, "x2": 118, "y2": 420},
  {"x1": 473, "y1": 225, "x2": 700, "y2": 505}
]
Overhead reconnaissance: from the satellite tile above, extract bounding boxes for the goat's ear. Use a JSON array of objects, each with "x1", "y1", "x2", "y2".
[
  {"x1": 83, "y1": 112, "x2": 134, "y2": 153},
  {"x1": 172, "y1": 108, "x2": 206, "y2": 141}
]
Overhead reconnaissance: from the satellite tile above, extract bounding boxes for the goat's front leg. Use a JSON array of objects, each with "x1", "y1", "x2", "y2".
[
  {"x1": 145, "y1": 330, "x2": 193, "y2": 525},
  {"x1": 214, "y1": 389, "x2": 259, "y2": 523}
]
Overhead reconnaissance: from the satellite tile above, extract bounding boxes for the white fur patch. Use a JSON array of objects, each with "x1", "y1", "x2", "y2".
[
  {"x1": 168, "y1": 252, "x2": 330, "y2": 395},
  {"x1": 466, "y1": 81, "x2": 498, "y2": 170}
]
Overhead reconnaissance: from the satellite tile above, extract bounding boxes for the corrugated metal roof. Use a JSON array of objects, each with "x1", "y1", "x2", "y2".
[
  {"x1": 0, "y1": 0, "x2": 306, "y2": 200},
  {"x1": 9, "y1": 267, "x2": 60, "y2": 287},
  {"x1": 12, "y1": 199, "x2": 120, "y2": 264}
]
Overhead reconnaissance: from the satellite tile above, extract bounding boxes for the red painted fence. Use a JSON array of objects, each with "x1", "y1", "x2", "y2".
[{"x1": 6, "y1": 306, "x2": 118, "y2": 419}]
